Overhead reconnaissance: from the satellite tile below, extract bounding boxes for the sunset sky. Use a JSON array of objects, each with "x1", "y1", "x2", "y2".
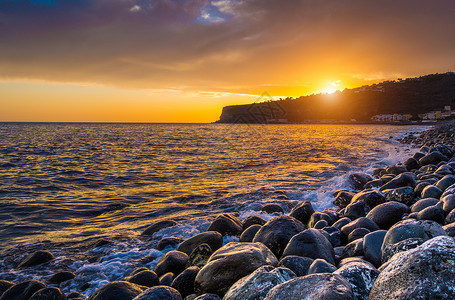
[{"x1": 1, "y1": 0, "x2": 455, "y2": 122}]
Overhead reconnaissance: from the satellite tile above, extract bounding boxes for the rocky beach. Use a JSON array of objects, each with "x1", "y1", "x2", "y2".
[{"x1": 2, "y1": 122, "x2": 455, "y2": 300}]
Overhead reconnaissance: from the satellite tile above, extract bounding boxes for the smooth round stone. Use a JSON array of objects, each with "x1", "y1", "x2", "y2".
[
  {"x1": 414, "y1": 182, "x2": 432, "y2": 196},
  {"x1": 186, "y1": 244, "x2": 212, "y2": 269},
  {"x1": 344, "y1": 201, "x2": 370, "y2": 220},
  {"x1": 262, "y1": 204, "x2": 284, "y2": 214},
  {"x1": 156, "y1": 237, "x2": 183, "y2": 251},
  {"x1": 350, "y1": 190, "x2": 386, "y2": 208},
  {"x1": 159, "y1": 273, "x2": 174, "y2": 286},
  {"x1": 349, "y1": 173, "x2": 374, "y2": 190},
  {"x1": 341, "y1": 217, "x2": 379, "y2": 237},
  {"x1": 242, "y1": 216, "x2": 266, "y2": 230},
  {"x1": 278, "y1": 255, "x2": 314, "y2": 277},
  {"x1": 47, "y1": 271, "x2": 76, "y2": 284},
  {"x1": 431, "y1": 145, "x2": 454, "y2": 158},
  {"x1": 307, "y1": 259, "x2": 336, "y2": 275},
  {"x1": 171, "y1": 266, "x2": 200, "y2": 298},
  {"x1": 411, "y1": 198, "x2": 440, "y2": 212},
  {"x1": 239, "y1": 224, "x2": 261, "y2": 242},
  {"x1": 329, "y1": 230, "x2": 342, "y2": 247},
  {"x1": 442, "y1": 194, "x2": 455, "y2": 214},
  {"x1": 445, "y1": 209, "x2": 455, "y2": 224},
  {"x1": 403, "y1": 157, "x2": 420, "y2": 171},
  {"x1": 88, "y1": 281, "x2": 143, "y2": 300},
  {"x1": 347, "y1": 228, "x2": 370, "y2": 243},
  {"x1": 442, "y1": 183, "x2": 455, "y2": 198},
  {"x1": 334, "y1": 261, "x2": 379, "y2": 300},
  {"x1": 289, "y1": 201, "x2": 315, "y2": 224},
  {"x1": 443, "y1": 223, "x2": 455, "y2": 237},
  {"x1": 364, "y1": 179, "x2": 383, "y2": 189},
  {"x1": 126, "y1": 270, "x2": 159, "y2": 288},
  {"x1": 419, "y1": 151, "x2": 446, "y2": 166},
  {"x1": 308, "y1": 212, "x2": 335, "y2": 228},
  {"x1": 413, "y1": 152, "x2": 426, "y2": 160},
  {"x1": 362, "y1": 230, "x2": 387, "y2": 267},
  {"x1": 313, "y1": 220, "x2": 328, "y2": 229},
  {"x1": 436, "y1": 175, "x2": 455, "y2": 191},
  {"x1": 379, "y1": 172, "x2": 416, "y2": 191},
  {"x1": 17, "y1": 250, "x2": 54, "y2": 268},
  {"x1": 141, "y1": 220, "x2": 178, "y2": 236},
  {"x1": 333, "y1": 217, "x2": 352, "y2": 230},
  {"x1": 333, "y1": 191, "x2": 356, "y2": 209},
  {"x1": 29, "y1": 287, "x2": 65, "y2": 300},
  {"x1": 386, "y1": 165, "x2": 408, "y2": 176},
  {"x1": 263, "y1": 273, "x2": 354, "y2": 300},
  {"x1": 153, "y1": 251, "x2": 189, "y2": 277},
  {"x1": 206, "y1": 214, "x2": 242, "y2": 236},
  {"x1": 383, "y1": 187, "x2": 415, "y2": 206},
  {"x1": 421, "y1": 185, "x2": 443, "y2": 199},
  {"x1": 381, "y1": 238, "x2": 425, "y2": 264},
  {"x1": 366, "y1": 201, "x2": 410, "y2": 229},
  {"x1": 342, "y1": 239, "x2": 364, "y2": 258},
  {"x1": 0, "y1": 280, "x2": 14, "y2": 297},
  {"x1": 133, "y1": 286, "x2": 182, "y2": 300},
  {"x1": 416, "y1": 204, "x2": 445, "y2": 224},
  {"x1": 177, "y1": 232, "x2": 223, "y2": 255},
  {"x1": 194, "y1": 294, "x2": 220, "y2": 300},
  {"x1": 0, "y1": 280, "x2": 46, "y2": 300}
]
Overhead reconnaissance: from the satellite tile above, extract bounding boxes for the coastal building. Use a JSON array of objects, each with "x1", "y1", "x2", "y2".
[{"x1": 371, "y1": 114, "x2": 411, "y2": 122}]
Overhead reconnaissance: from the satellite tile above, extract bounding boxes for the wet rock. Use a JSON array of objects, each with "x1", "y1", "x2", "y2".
[
  {"x1": 206, "y1": 214, "x2": 242, "y2": 236},
  {"x1": 223, "y1": 265, "x2": 295, "y2": 300},
  {"x1": 0, "y1": 281, "x2": 14, "y2": 297},
  {"x1": 0, "y1": 280, "x2": 46, "y2": 300},
  {"x1": 289, "y1": 201, "x2": 315, "y2": 224},
  {"x1": 347, "y1": 228, "x2": 370, "y2": 243},
  {"x1": 153, "y1": 251, "x2": 189, "y2": 277},
  {"x1": 262, "y1": 204, "x2": 284, "y2": 214},
  {"x1": 431, "y1": 144, "x2": 454, "y2": 158},
  {"x1": 350, "y1": 190, "x2": 385, "y2": 208},
  {"x1": 334, "y1": 261, "x2": 379, "y2": 300},
  {"x1": 239, "y1": 224, "x2": 261, "y2": 242},
  {"x1": 29, "y1": 287, "x2": 65, "y2": 300},
  {"x1": 344, "y1": 201, "x2": 370, "y2": 220},
  {"x1": 333, "y1": 217, "x2": 352, "y2": 230},
  {"x1": 194, "y1": 294, "x2": 220, "y2": 300},
  {"x1": 66, "y1": 292, "x2": 82, "y2": 298},
  {"x1": 342, "y1": 239, "x2": 364, "y2": 258},
  {"x1": 17, "y1": 250, "x2": 54, "y2": 268},
  {"x1": 442, "y1": 194, "x2": 455, "y2": 214},
  {"x1": 157, "y1": 237, "x2": 183, "y2": 251},
  {"x1": 421, "y1": 185, "x2": 443, "y2": 199},
  {"x1": 329, "y1": 230, "x2": 342, "y2": 247},
  {"x1": 171, "y1": 266, "x2": 200, "y2": 298},
  {"x1": 177, "y1": 232, "x2": 223, "y2": 255},
  {"x1": 308, "y1": 212, "x2": 335, "y2": 228},
  {"x1": 278, "y1": 255, "x2": 313, "y2": 277},
  {"x1": 411, "y1": 198, "x2": 440, "y2": 212},
  {"x1": 381, "y1": 238, "x2": 425, "y2": 264},
  {"x1": 126, "y1": 270, "x2": 159, "y2": 288},
  {"x1": 386, "y1": 165, "x2": 408, "y2": 176},
  {"x1": 48, "y1": 271, "x2": 76, "y2": 284},
  {"x1": 340, "y1": 217, "x2": 379, "y2": 237},
  {"x1": 419, "y1": 151, "x2": 447, "y2": 166},
  {"x1": 252, "y1": 216, "x2": 306, "y2": 258},
  {"x1": 88, "y1": 281, "x2": 143, "y2": 300},
  {"x1": 443, "y1": 223, "x2": 455, "y2": 237},
  {"x1": 445, "y1": 208, "x2": 455, "y2": 224},
  {"x1": 159, "y1": 273, "x2": 174, "y2": 286},
  {"x1": 436, "y1": 175, "x2": 455, "y2": 191},
  {"x1": 362, "y1": 230, "x2": 387, "y2": 267},
  {"x1": 333, "y1": 191, "x2": 356, "y2": 209},
  {"x1": 366, "y1": 201, "x2": 410, "y2": 229},
  {"x1": 403, "y1": 157, "x2": 420, "y2": 171},
  {"x1": 307, "y1": 258, "x2": 336, "y2": 274},
  {"x1": 141, "y1": 220, "x2": 178, "y2": 236},
  {"x1": 282, "y1": 228, "x2": 336, "y2": 265},
  {"x1": 379, "y1": 172, "x2": 416, "y2": 191},
  {"x1": 186, "y1": 244, "x2": 212, "y2": 269},
  {"x1": 370, "y1": 236, "x2": 455, "y2": 300},
  {"x1": 414, "y1": 182, "x2": 432, "y2": 196},
  {"x1": 383, "y1": 187, "x2": 415, "y2": 206},
  {"x1": 194, "y1": 242, "x2": 278, "y2": 296},
  {"x1": 349, "y1": 173, "x2": 373, "y2": 190},
  {"x1": 364, "y1": 179, "x2": 383, "y2": 189},
  {"x1": 416, "y1": 204, "x2": 445, "y2": 223},
  {"x1": 313, "y1": 220, "x2": 328, "y2": 229},
  {"x1": 242, "y1": 216, "x2": 266, "y2": 230},
  {"x1": 263, "y1": 273, "x2": 354, "y2": 300},
  {"x1": 442, "y1": 183, "x2": 455, "y2": 198},
  {"x1": 133, "y1": 286, "x2": 182, "y2": 300},
  {"x1": 419, "y1": 164, "x2": 438, "y2": 173},
  {"x1": 413, "y1": 152, "x2": 426, "y2": 160}
]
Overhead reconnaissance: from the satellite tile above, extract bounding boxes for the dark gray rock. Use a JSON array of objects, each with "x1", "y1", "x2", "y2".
[
  {"x1": 130, "y1": 268, "x2": 149, "y2": 276},
  {"x1": 416, "y1": 204, "x2": 445, "y2": 223},
  {"x1": 379, "y1": 172, "x2": 416, "y2": 191},
  {"x1": 88, "y1": 281, "x2": 143, "y2": 300},
  {"x1": 262, "y1": 204, "x2": 284, "y2": 214},
  {"x1": 362, "y1": 230, "x2": 387, "y2": 267},
  {"x1": 157, "y1": 237, "x2": 183, "y2": 251},
  {"x1": 342, "y1": 239, "x2": 364, "y2": 258},
  {"x1": 0, "y1": 280, "x2": 46, "y2": 300},
  {"x1": 223, "y1": 265, "x2": 295, "y2": 300},
  {"x1": 349, "y1": 173, "x2": 374, "y2": 190},
  {"x1": 442, "y1": 183, "x2": 455, "y2": 198},
  {"x1": 133, "y1": 286, "x2": 182, "y2": 300},
  {"x1": 307, "y1": 258, "x2": 336, "y2": 274},
  {"x1": 308, "y1": 212, "x2": 335, "y2": 228},
  {"x1": 239, "y1": 224, "x2": 261, "y2": 242},
  {"x1": 194, "y1": 294, "x2": 220, "y2": 300},
  {"x1": 29, "y1": 287, "x2": 65, "y2": 300},
  {"x1": 242, "y1": 216, "x2": 266, "y2": 231},
  {"x1": 419, "y1": 164, "x2": 438, "y2": 173},
  {"x1": 289, "y1": 201, "x2": 315, "y2": 224},
  {"x1": 419, "y1": 151, "x2": 447, "y2": 166},
  {"x1": 414, "y1": 181, "x2": 432, "y2": 197},
  {"x1": 421, "y1": 185, "x2": 443, "y2": 199},
  {"x1": 329, "y1": 230, "x2": 342, "y2": 247},
  {"x1": 403, "y1": 157, "x2": 420, "y2": 171},
  {"x1": 383, "y1": 187, "x2": 415, "y2": 206},
  {"x1": 194, "y1": 242, "x2": 278, "y2": 296},
  {"x1": 344, "y1": 201, "x2": 370, "y2": 220},
  {"x1": 263, "y1": 273, "x2": 354, "y2": 300},
  {"x1": 142, "y1": 220, "x2": 178, "y2": 236},
  {"x1": 282, "y1": 228, "x2": 336, "y2": 265},
  {"x1": 364, "y1": 179, "x2": 383, "y2": 189},
  {"x1": 333, "y1": 217, "x2": 352, "y2": 230},
  {"x1": 370, "y1": 236, "x2": 455, "y2": 300},
  {"x1": 350, "y1": 190, "x2": 385, "y2": 208},
  {"x1": 159, "y1": 273, "x2": 174, "y2": 286},
  {"x1": 278, "y1": 255, "x2": 314, "y2": 277},
  {"x1": 17, "y1": 250, "x2": 54, "y2": 268},
  {"x1": 126, "y1": 270, "x2": 159, "y2": 287},
  {"x1": 313, "y1": 220, "x2": 328, "y2": 229},
  {"x1": 445, "y1": 208, "x2": 455, "y2": 224},
  {"x1": 385, "y1": 165, "x2": 408, "y2": 176},
  {"x1": 171, "y1": 266, "x2": 200, "y2": 298},
  {"x1": 334, "y1": 261, "x2": 379, "y2": 300},
  {"x1": 411, "y1": 198, "x2": 440, "y2": 212},
  {"x1": 0, "y1": 281, "x2": 14, "y2": 297},
  {"x1": 206, "y1": 214, "x2": 242, "y2": 236},
  {"x1": 340, "y1": 217, "x2": 379, "y2": 237},
  {"x1": 186, "y1": 244, "x2": 212, "y2": 269},
  {"x1": 48, "y1": 271, "x2": 76, "y2": 284},
  {"x1": 333, "y1": 191, "x2": 356, "y2": 209},
  {"x1": 252, "y1": 216, "x2": 306, "y2": 258},
  {"x1": 347, "y1": 228, "x2": 370, "y2": 243},
  {"x1": 366, "y1": 201, "x2": 410, "y2": 229},
  {"x1": 442, "y1": 194, "x2": 455, "y2": 214},
  {"x1": 153, "y1": 251, "x2": 189, "y2": 277},
  {"x1": 436, "y1": 175, "x2": 455, "y2": 191},
  {"x1": 177, "y1": 232, "x2": 223, "y2": 255},
  {"x1": 431, "y1": 144, "x2": 454, "y2": 158},
  {"x1": 413, "y1": 152, "x2": 426, "y2": 160},
  {"x1": 381, "y1": 238, "x2": 425, "y2": 264},
  {"x1": 443, "y1": 223, "x2": 455, "y2": 237}
]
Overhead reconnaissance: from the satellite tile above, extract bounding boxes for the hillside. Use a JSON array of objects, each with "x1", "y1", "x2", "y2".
[{"x1": 217, "y1": 72, "x2": 455, "y2": 123}]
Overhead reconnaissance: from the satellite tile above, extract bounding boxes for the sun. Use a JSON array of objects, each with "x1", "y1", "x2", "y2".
[{"x1": 321, "y1": 80, "x2": 342, "y2": 94}]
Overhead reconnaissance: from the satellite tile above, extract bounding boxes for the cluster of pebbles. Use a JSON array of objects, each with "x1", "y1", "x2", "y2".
[{"x1": 2, "y1": 126, "x2": 455, "y2": 300}]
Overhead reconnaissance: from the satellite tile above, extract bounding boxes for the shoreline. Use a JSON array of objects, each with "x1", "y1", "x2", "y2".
[{"x1": 1, "y1": 123, "x2": 455, "y2": 299}]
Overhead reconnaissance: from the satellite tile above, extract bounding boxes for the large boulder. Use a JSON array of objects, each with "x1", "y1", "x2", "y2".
[
  {"x1": 177, "y1": 232, "x2": 223, "y2": 255},
  {"x1": 281, "y1": 229, "x2": 336, "y2": 265},
  {"x1": 153, "y1": 251, "x2": 189, "y2": 277},
  {"x1": 366, "y1": 202, "x2": 410, "y2": 229},
  {"x1": 194, "y1": 242, "x2": 278, "y2": 296},
  {"x1": 133, "y1": 286, "x2": 182, "y2": 300},
  {"x1": 369, "y1": 236, "x2": 455, "y2": 300},
  {"x1": 263, "y1": 273, "x2": 354, "y2": 300},
  {"x1": 252, "y1": 216, "x2": 306, "y2": 258},
  {"x1": 206, "y1": 214, "x2": 242, "y2": 236},
  {"x1": 88, "y1": 281, "x2": 143, "y2": 300},
  {"x1": 17, "y1": 250, "x2": 54, "y2": 268},
  {"x1": 362, "y1": 230, "x2": 387, "y2": 267},
  {"x1": 334, "y1": 261, "x2": 379, "y2": 300},
  {"x1": 223, "y1": 266, "x2": 295, "y2": 300},
  {"x1": 289, "y1": 201, "x2": 315, "y2": 223},
  {"x1": 0, "y1": 280, "x2": 46, "y2": 300}
]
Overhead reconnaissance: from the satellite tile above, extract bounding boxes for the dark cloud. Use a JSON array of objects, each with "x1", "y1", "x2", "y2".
[{"x1": 1, "y1": 0, "x2": 455, "y2": 92}]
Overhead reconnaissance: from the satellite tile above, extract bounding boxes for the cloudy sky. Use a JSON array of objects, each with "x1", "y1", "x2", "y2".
[{"x1": 1, "y1": 0, "x2": 455, "y2": 122}]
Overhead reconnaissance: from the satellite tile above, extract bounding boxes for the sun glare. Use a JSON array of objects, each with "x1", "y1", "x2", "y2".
[{"x1": 321, "y1": 80, "x2": 342, "y2": 94}]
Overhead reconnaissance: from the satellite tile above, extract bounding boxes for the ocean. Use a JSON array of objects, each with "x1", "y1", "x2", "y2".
[{"x1": 0, "y1": 122, "x2": 426, "y2": 296}]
